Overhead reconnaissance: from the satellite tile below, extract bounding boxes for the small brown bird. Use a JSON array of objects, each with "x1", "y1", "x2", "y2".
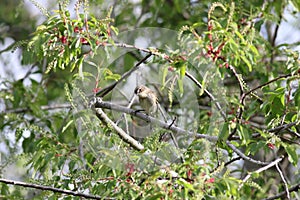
[{"x1": 134, "y1": 85, "x2": 158, "y2": 115}]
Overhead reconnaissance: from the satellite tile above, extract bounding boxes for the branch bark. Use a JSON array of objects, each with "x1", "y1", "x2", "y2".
[
  {"x1": 91, "y1": 97, "x2": 271, "y2": 166},
  {"x1": 5, "y1": 103, "x2": 71, "y2": 114},
  {"x1": 0, "y1": 178, "x2": 112, "y2": 200},
  {"x1": 239, "y1": 156, "x2": 284, "y2": 189},
  {"x1": 262, "y1": 183, "x2": 300, "y2": 200},
  {"x1": 95, "y1": 53, "x2": 152, "y2": 97},
  {"x1": 92, "y1": 102, "x2": 144, "y2": 150}
]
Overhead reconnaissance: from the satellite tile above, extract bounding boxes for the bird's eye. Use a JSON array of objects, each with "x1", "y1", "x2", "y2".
[{"x1": 134, "y1": 87, "x2": 140, "y2": 94}]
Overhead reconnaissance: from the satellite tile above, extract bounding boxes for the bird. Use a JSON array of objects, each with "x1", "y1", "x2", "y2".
[
  {"x1": 134, "y1": 85, "x2": 184, "y2": 163},
  {"x1": 134, "y1": 85, "x2": 158, "y2": 116}
]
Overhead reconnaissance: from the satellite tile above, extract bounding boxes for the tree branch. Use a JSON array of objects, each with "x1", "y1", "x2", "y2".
[
  {"x1": 185, "y1": 71, "x2": 227, "y2": 120},
  {"x1": 276, "y1": 163, "x2": 290, "y2": 199},
  {"x1": 228, "y1": 73, "x2": 298, "y2": 140},
  {"x1": 90, "y1": 98, "x2": 144, "y2": 150},
  {"x1": 97, "y1": 42, "x2": 227, "y2": 121},
  {"x1": 4, "y1": 103, "x2": 72, "y2": 114},
  {"x1": 97, "y1": 52, "x2": 152, "y2": 97},
  {"x1": 224, "y1": 156, "x2": 242, "y2": 167},
  {"x1": 268, "y1": 121, "x2": 299, "y2": 133},
  {"x1": 241, "y1": 73, "x2": 293, "y2": 103},
  {"x1": 91, "y1": 98, "x2": 271, "y2": 166},
  {"x1": 238, "y1": 156, "x2": 283, "y2": 189},
  {"x1": 95, "y1": 53, "x2": 152, "y2": 97},
  {"x1": 91, "y1": 97, "x2": 218, "y2": 142},
  {"x1": 250, "y1": 121, "x2": 300, "y2": 139},
  {"x1": 0, "y1": 178, "x2": 112, "y2": 200},
  {"x1": 263, "y1": 183, "x2": 300, "y2": 200}
]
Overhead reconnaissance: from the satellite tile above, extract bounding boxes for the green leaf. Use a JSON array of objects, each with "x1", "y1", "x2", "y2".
[
  {"x1": 284, "y1": 145, "x2": 298, "y2": 166},
  {"x1": 0, "y1": 183, "x2": 9, "y2": 195},
  {"x1": 234, "y1": 30, "x2": 245, "y2": 43},
  {"x1": 240, "y1": 55, "x2": 252, "y2": 72},
  {"x1": 145, "y1": 193, "x2": 164, "y2": 200},
  {"x1": 218, "y1": 122, "x2": 229, "y2": 141},
  {"x1": 199, "y1": 72, "x2": 208, "y2": 96},
  {"x1": 249, "y1": 44, "x2": 259, "y2": 56},
  {"x1": 271, "y1": 97, "x2": 284, "y2": 115},
  {"x1": 162, "y1": 66, "x2": 168, "y2": 87},
  {"x1": 62, "y1": 120, "x2": 73, "y2": 133},
  {"x1": 294, "y1": 88, "x2": 300, "y2": 107},
  {"x1": 103, "y1": 69, "x2": 121, "y2": 81},
  {"x1": 228, "y1": 38, "x2": 239, "y2": 51},
  {"x1": 246, "y1": 141, "x2": 265, "y2": 156},
  {"x1": 177, "y1": 178, "x2": 195, "y2": 191},
  {"x1": 237, "y1": 125, "x2": 250, "y2": 145},
  {"x1": 291, "y1": 0, "x2": 300, "y2": 11},
  {"x1": 180, "y1": 63, "x2": 186, "y2": 79},
  {"x1": 177, "y1": 78, "x2": 184, "y2": 96}
]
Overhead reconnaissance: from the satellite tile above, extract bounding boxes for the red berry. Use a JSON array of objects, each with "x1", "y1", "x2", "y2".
[
  {"x1": 168, "y1": 66, "x2": 174, "y2": 72},
  {"x1": 74, "y1": 26, "x2": 80, "y2": 33},
  {"x1": 164, "y1": 55, "x2": 170, "y2": 60},
  {"x1": 60, "y1": 36, "x2": 67, "y2": 44},
  {"x1": 267, "y1": 143, "x2": 275, "y2": 150},
  {"x1": 206, "y1": 178, "x2": 215, "y2": 183},
  {"x1": 80, "y1": 37, "x2": 88, "y2": 44},
  {"x1": 187, "y1": 169, "x2": 192, "y2": 179}
]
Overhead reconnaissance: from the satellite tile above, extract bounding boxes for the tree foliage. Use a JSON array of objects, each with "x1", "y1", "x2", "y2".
[{"x1": 0, "y1": 0, "x2": 300, "y2": 199}]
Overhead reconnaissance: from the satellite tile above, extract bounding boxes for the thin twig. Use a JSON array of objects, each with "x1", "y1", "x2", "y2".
[
  {"x1": 250, "y1": 121, "x2": 300, "y2": 138},
  {"x1": 5, "y1": 103, "x2": 72, "y2": 114},
  {"x1": 229, "y1": 73, "x2": 297, "y2": 140},
  {"x1": 242, "y1": 74, "x2": 292, "y2": 103},
  {"x1": 227, "y1": 65, "x2": 245, "y2": 139},
  {"x1": 270, "y1": 11, "x2": 282, "y2": 66},
  {"x1": 226, "y1": 141, "x2": 269, "y2": 165},
  {"x1": 95, "y1": 53, "x2": 152, "y2": 97},
  {"x1": 0, "y1": 178, "x2": 111, "y2": 200},
  {"x1": 262, "y1": 183, "x2": 300, "y2": 200},
  {"x1": 268, "y1": 121, "x2": 299, "y2": 133},
  {"x1": 228, "y1": 65, "x2": 244, "y2": 96},
  {"x1": 224, "y1": 156, "x2": 242, "y2": 167},
  {"x1": 185, "y1": 71, "x2": 227, "y2": 120},
  {"x1": 276, "y1": 163, "x2": 290, "y2": 199},
  {"x1": 92, "y1": 97, "x2": 218, "y2": 141},
  {"x1": 287, "y1": 128, "x2": 300, "y2": 138},
  {"x1": 238, "y1": 156, "x2": 284, "y2": 190}
]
